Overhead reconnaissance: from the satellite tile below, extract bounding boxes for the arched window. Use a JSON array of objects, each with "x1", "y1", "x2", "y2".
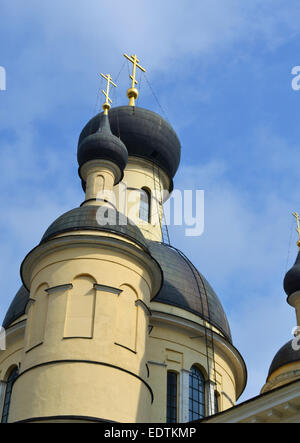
[
  {"x1": 166, "y1": 371, "x2": 178, "y2": 423},
  {"x1": 189, "y1": 365, "x2": 205, "y2": 421},
  {"x1": 1, "y1": 367, "x2": 18, "y2": 423},
  {"x1": 139, "y1": 188, "x2": 151, "y2": 222}
]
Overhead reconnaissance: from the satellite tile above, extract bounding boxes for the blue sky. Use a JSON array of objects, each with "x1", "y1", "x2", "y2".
[{"x1": 1, "y1": 0, "x2": 300, "y2": 403}]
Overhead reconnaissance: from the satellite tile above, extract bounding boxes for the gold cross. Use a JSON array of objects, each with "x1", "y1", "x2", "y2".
[
  {"x1": 100, "y1": 73, "x2": 117, "y2": 114},
  {"x1": 292, "y1": 211, "x2": 300, "y2": 248},
  {"x1": 124, "y1": 53, "x2": 146, "y2": 106}
]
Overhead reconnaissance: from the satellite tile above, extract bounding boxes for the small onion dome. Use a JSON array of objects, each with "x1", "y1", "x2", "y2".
[
  {"x1": 77, "y1": 113, "x2": 128, "y2": 184},
  {"x1": 78, "y1": 106, "x2": 181, "y2": 185},
  {"x1": 267, "y1": 339, "x2": 300, "y2": 379},
  {"x1": 40, "y1": 205, "x2": 147, "y2": 250},
  {"x1": 284, "y1": 251, "x2": 300, "y2": 297}
]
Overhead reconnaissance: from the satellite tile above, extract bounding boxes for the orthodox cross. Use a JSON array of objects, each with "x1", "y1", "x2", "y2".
[
  {"x1": 100, "y1": 73, "x2": 117, "y2": 114},
  {"x1": 123, "y1": 53, "x2": 146, "y2": 106},
  {"x1": 292, "y1": 211, "x2": 300, "y2": 248}
]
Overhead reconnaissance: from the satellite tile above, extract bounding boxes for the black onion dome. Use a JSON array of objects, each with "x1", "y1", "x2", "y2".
[
  {"x1": 41, "y1": 205, "x2": 147, "y2": 249},
  {"x1": 148, "y1": 242, "x2": 232, "y2": 343},
  {"x1": 284, "y1": 251, "x2": 300, "y2": 297},
  {"x1": 77, "y1": 113, "x2": 128, "y2": 180},
  {"x1": 268, "y1": 339, "x2": 300, "y2": 379},
  {"x1": 2, "y1": 286, "x2": 29, "y2": 329},
  {"x1": 78, "y1": 106, "x2": 181, "y2": 180}
]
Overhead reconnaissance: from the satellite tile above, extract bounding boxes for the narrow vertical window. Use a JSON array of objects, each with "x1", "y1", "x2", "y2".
[
  {"x1": 139, "y1": 188, "x2": 151, "y2": 222},
  {"x1": 1, "y1": 367, "x2": 18, "y2": 423},
  {"x1": 189, "y1": 366, "x2": 205, "y2": 421},
  {"x1": 214, "y1": 391, "x2": 219, "y2": 414},
  {"x1": 166, "y1": 371, "x2": 178, "y2": 423}
]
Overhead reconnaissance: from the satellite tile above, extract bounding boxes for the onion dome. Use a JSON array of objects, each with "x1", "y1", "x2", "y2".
[
  {"x1": 77, "y1": 113, "x2": 128, "y2": 184},
  {"x1": 148, "y1": 241, "x2": 232, "y2": 343},
  {"x1": 267, "y1": 339, "x2": 300, "y2": 379},
  {"x1": 2, "y1": 286, "x2": 29, "y2": 329},
  {"x1": 40, "y1": 205, "x2": 148, "y2": 250},
  {"x1": 284, "y1": 250, "x2": 300, "y2": 297},
  {"x1": 78, "y1": 106, "x2": 181, "y2": 183}
]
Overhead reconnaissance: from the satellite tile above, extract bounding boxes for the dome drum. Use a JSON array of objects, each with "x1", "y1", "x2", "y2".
[{"x1": 267, "y1": 339, "x2": 300, "y2": 379}]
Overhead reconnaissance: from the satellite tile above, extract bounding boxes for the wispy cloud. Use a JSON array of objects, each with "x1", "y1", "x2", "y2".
[{"x1": 1, "y1": 0, "x2": 300, "y2": 404}]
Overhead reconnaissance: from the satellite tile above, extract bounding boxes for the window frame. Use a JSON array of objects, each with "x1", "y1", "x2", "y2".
[
  {"x1": 166, "y1": 370, "x2": 178, "y2": 423},
  {"x1": 214, "y1": 391, "x2": 220, "y2": 414},
  {"x1": 1, "y1": 367, "x2": 19, "y2": 424},
  {"x1": 189, "y1": 365, "x2": 206, "y2": 421},
  {"x1": 139, "y1": 188, "x2": 151, "y2": 223}
]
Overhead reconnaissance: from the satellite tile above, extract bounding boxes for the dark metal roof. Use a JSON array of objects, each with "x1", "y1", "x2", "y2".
[
  {"x1": 2, "y1": 286, "x2": 29, "y2": 329},
  {"x1": 284, "y1": 251, "x2": 300, "y2": 297},
  {"x1": 77, "y1": 113, "x2": 128, "y2": 178},
  {"x1": 4, "y1": 240, "x2": 232, "y2": 343},
  {"x1": 40, "y1": 205, "x2": 148, "y2": 249},
  {"x1": 148, "y1": 242, "x2": 232, "y2": 343},
  {"x1": 268, "y1": 339, "x2": 300, "y2": 378},
  {"x1": 78, "y1": 106, "x2": 181, "y2": 180}
]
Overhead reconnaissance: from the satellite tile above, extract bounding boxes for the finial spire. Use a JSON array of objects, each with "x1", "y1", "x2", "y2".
[
  {"x1": 100, "y1": 73, "x2": 117, "y2": 115},
  {"x1": 292, "y1": 211, "x2": 300, "y2": 248},
  {"x1": 124, "y1": 53, "x2": 146, "y2": 106}
]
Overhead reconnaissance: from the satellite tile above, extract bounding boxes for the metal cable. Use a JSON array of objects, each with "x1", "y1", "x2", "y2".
[
  {"x1": 144, "y1": 73, "x2": 170, "y2": 123},
  {"x1": 286, "y1": 216, "x2": 295, "y2": 272}
]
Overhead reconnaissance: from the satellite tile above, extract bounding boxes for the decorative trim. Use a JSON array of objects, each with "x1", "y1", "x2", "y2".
[
  {"x1": 80, "y1": 199, "x2": 117, "y2": 211},
  {"x1": 147, "y1": 360, "x2": 167, "y2": 367},
  {"x1": 21, "y1": 234, "x2": 163, "y2": 297},
  {"x1": 62, "y1": 336, "x2": 92, "y2": 341},
  {"x1": 200, "y1": 379, "x2": 300, "y2": 423},
  {"x1": 25, "y1": 342, "x2": 43, "y2": 354},
  {"x1": 18, "y1": 359, "x2": 154, "y2": 403},
  {"x1": 150, "y1": 309, "x2": 247, "y2": 399},
  {"x1": 45, "y1": 284, "x2": 73, "y2": 294},
  {"x1": 263, "y1": 369, "x2": 300, "y2": 393},
  {"x1": 94, "y1": 284, "x2": 122, "y2": 295},
  {"x1": 114, "y1": 343, "x2": 137, "y2": 354},
  {"x1": 135, "y1": 299, "x2": 152, "y2": 316},
  {"x1": 14, "y1": 415, "x2": 116, "y2": 423}
]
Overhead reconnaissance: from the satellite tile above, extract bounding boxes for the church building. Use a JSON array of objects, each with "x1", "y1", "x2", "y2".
[{"x1": 0, "y1": 54, "x2": 299, "y2": 423}]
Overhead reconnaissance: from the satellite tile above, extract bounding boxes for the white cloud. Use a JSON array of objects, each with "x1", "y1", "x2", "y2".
[
  {"x1": 166, "y1": 151, "x2": 299, "y2": 402},
  {"x1": 1, "y1": 0, "x2": 300, "y2": 404}
]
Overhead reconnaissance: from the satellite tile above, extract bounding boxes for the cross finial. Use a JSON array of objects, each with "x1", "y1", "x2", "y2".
[
  {"x1": 292, "y1": 211, "x2": 300, "y2": 248},
  {"x1": 100, "y1": 73, "x2": 117, "y2": 115},
  {"x1": 124, "y1": 53, "x2": 146, "y2": 106}
]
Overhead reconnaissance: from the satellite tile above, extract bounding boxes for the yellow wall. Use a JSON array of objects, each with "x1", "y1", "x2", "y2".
[
  {"x1": 147, "y1": 302, "x2": 241, "y2": 423},
  {"x1": 5, "y1": 232, "x2": 160, "y2": 423},
  {"x1": 0, "y1": 156, "x2": 246, "y2": 423},
  {"x1": 114, "y1": 157, "x2": 171, "y2": 242}
]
